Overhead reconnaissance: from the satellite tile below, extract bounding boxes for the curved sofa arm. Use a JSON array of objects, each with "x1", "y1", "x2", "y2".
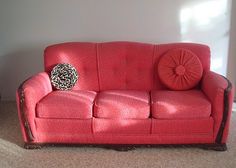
[
  {"x1": 16, "y1": 72, "x2": 52, "y2": 143},
  {"x1": 201, "y1": 71, "x2": 234, "y2": 143}
]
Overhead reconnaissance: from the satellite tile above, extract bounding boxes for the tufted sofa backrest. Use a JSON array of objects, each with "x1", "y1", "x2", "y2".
[
  {"x1": 44, "y1": 42, "x2": 210, "y2": 91},
  {"x1": 44, "y1": 42, "x2": 99, "y2": 91}
]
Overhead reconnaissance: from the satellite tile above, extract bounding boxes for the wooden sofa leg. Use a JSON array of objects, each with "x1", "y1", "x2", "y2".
[
  {"x1": 200, "y1": 144, "x2": 227, "y2": 151},
  {"x1": 114, "y1": 146, "x2": 136, "y2": 151},
  {"x1": 104, "y1": 145, "x2": 136, "y2": 151},
  {"x1": 24, "y1": 143, "x2": 42, "y2": 149}
]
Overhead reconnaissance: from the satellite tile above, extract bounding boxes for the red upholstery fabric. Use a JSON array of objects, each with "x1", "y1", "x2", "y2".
[
  {"x1": 44, "y1": 42, "x2": 99, "y2": 91},
  {"x1": 36, "y1": 90, "x2": 96, "y2": 119},
  {"x1": 158, "y1": 48, "x2": 203, "y2": 90},
  {"x1": 151, "y1": 90, "x2": 211, "y2": 119},
  {"x1": 35, "y1": 118, "x2": 92, "y2": 134},
  {"x1": 35, "y1": 118, "x2": 213, "y2": 144},
  {"x1": 93, "y1": 118, "x2": 151, "y2": 134},
  {"x1": 152, "y1": 117, "x2": 213, "y2": 135},
  {"x1": 153, "y1": 43, "x2": 210, "y2": 90},
  {"x1": 97, "y1": 42, "x2": 154, "y2": 90},
  {"x1": 201, "y1": 71, "x2": 234, "y2": 142},
  {"x1": 94, "y1": 90, "x2": 150, "y2": 119},
  {"x1": 36, "y1": 133, "x2": 214, "y2": 144},
  {"x1": 16, "y1": 72, "x2": 52, "y2": 142}
]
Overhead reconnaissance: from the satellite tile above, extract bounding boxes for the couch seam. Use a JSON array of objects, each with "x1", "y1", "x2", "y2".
[
  {"x1": 152, "y1": 45, "x2": 157, "y2": 90},
  {"x1": 149, "y1": 91, "x2": 152, "y2": 134},
  {"x1": 96, "y1": 43, "x2": 101, "y2": 91},
  {"x1": 125, "y1": 46, "x2": 127, "y2": 90},
  {"x1": 91, "y1": 92, "x2": 100, "y2": 133},
  {"x1": 150, "y1": 45, "x2": 156, "y2": 134}
]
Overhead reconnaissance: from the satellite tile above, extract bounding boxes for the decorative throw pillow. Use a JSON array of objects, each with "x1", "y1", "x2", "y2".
[
  {"x1": 158, "y1": 48, "x2": 203, "y2": 90},
  {"x1": 50, "y1": 63, "x2": 78, "y2": 90}
]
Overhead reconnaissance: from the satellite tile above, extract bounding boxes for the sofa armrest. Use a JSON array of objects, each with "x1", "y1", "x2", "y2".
[
  {"x1": 16, "y1": 72, "x2": 52, "y2": 142},
  {"x1": 201, "y1": 71, "x2": 234, "y2": 143}
]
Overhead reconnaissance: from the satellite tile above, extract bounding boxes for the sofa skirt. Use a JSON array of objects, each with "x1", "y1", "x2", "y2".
[{"x1": 33, "y1": 117, "x2": 214, "y2": 144}]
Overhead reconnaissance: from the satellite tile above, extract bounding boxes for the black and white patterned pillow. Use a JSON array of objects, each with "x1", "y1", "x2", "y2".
[{"x1": 50, "y1": 63, "x2": 78, "y2": 90}]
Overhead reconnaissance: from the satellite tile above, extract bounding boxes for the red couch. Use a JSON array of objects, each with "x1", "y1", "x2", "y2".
[{"x1": 16, "y1": 42, "x2": 234, "y2": 151}]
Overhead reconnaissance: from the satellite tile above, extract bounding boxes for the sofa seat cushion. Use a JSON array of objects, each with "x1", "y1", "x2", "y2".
[
  {"x1": 36, "y1": 90, "x2": 97, "y2": 119},
  {"x1": 151, "y1": 90, "x2": 211, "y2": 119},
  {"x1": 94, "y1": 90, "x2": 150, "y2": 119}
]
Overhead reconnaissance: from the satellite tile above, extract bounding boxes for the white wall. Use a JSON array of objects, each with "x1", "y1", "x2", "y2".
[
  {"x1": 228, "y1": 0, "x2": 236, "y2": 98},
  {"x1": 0, "y1": 0, "x2": 232, "y2": 100}
]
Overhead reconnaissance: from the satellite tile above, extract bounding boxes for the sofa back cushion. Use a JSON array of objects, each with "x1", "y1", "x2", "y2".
[
  {"x1": 44, "y1": 42, "x2": 211, "y2": 91},
  {"x1": 97, "y1": 42, "x2": 154, "y2": 90},
  {"x1": 44, "y1": 42, "x2": 99, "y2": 91}
]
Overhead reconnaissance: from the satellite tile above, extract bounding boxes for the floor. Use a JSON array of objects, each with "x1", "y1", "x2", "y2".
[{"x1": 0, "y1": 101, "x2": 236, "y2": 168}]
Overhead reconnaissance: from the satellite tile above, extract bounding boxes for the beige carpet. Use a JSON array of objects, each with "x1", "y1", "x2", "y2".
[{"x1": 0, "y1": 101, "x2": 236, "y2": 168}]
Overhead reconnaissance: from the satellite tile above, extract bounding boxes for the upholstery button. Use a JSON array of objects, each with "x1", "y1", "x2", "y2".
[
  {"x1": 137, "y1": 67, "x2": 143, "y2": 72},
  {"x1": 83, "y1": 67, "x2": 88, "y2": 72},
  {"x1": 83, "y1": 67, "x2": 89, "y2": 75},
  {"x1": 113, "y1": 67, "x2": 118, "y2": 74},
  {"x1": 175, "y1": 65, "x2": 185, "y2": 76}
]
